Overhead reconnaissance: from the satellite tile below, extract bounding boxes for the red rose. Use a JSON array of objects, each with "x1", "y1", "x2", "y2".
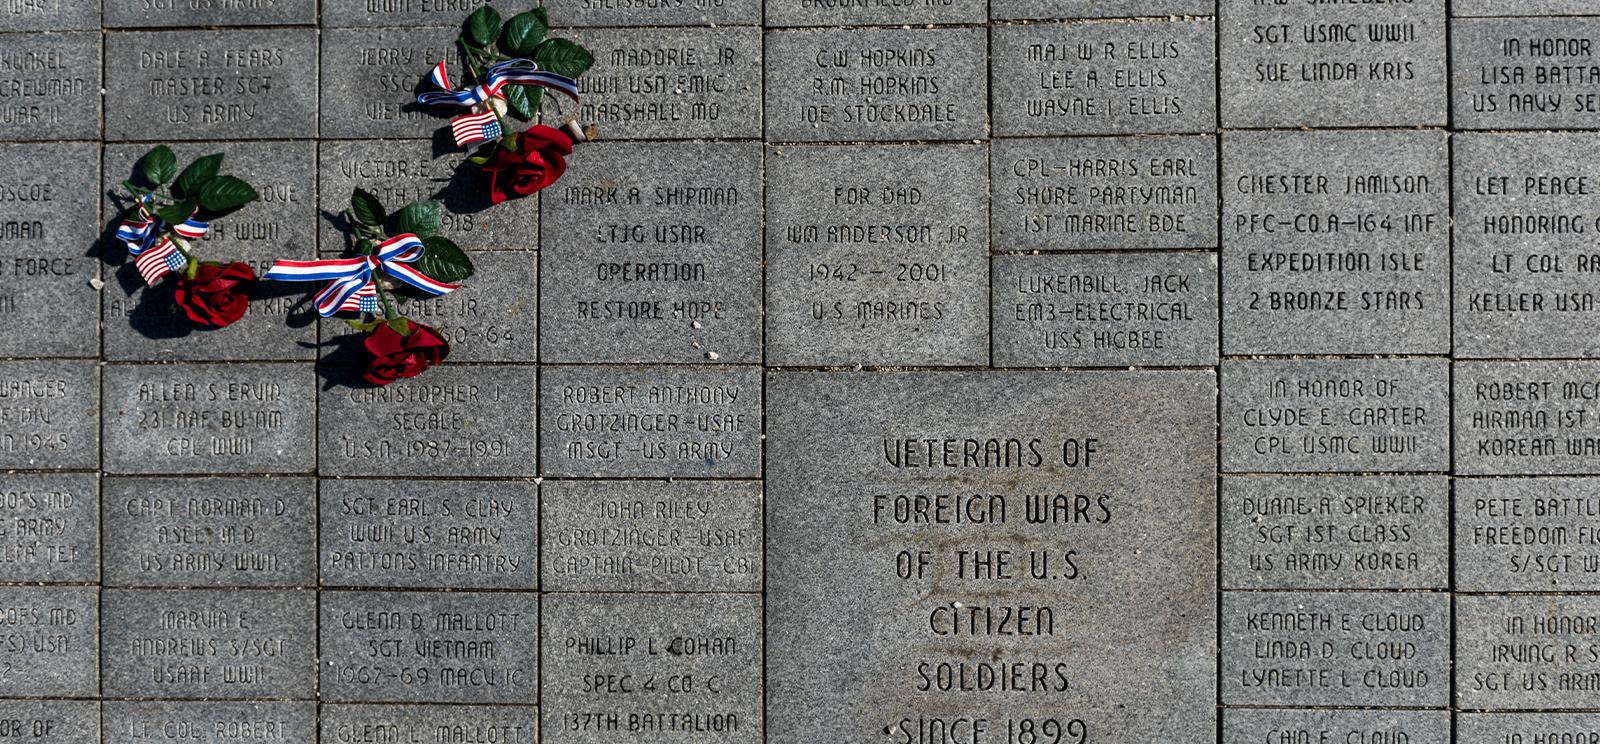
[
  {"x1": 362, "y1": 320, "x2": 451, "y2": 386},
  {"x1": 481, "y1": 125, "x2": 572, "y2": 204},
  {"x1": 173, "y1": 261, "x2": 255, "y2": 329}
]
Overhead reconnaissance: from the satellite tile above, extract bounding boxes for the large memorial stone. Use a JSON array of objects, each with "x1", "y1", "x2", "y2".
[
  {"x1": 1221, "y1": 475, "x2": 1448, "y2": 591},
  {"x1": 991, "y1": 0, "x2": 1212, "y2": 20},
  {"x1": 1453, "y1": 19, "x2": 1600, "y2": 130},
  {"x1": 0, "y1": 701, "x2": 96, "y2": 744},
  {"x1": 0, "y1": 1, "x2": 98, "y2": 31},
  {"x1": 101, "y1": 701, "x2": 316, "y2": 744},
  {"x1": 1457, "y1": 477, "x2": 1600, "y2": 592},
  {"x1": 1221, "y1": 359, "x2": 1449, "y2": 474},
  {"x1": 0, "y1": 360, "x2": 98, "y2": 471},
  {"x1": 100, "y1": 588, "x2": 316, "y2": 699},
  {"x1": 0, "y1": 473, "x2": 96, "y2": 583},
  {"x1": 103, "y1": 142, "x2": 319, "y2": 361},
  {"x1": 991, "y1": 135, "x2": 1218, "y2": 252},
  {"x1": 321, "y1": 0, "x2": 537, "y2": 28},
  {"x1": 105, "y1": 30, "x2": 319, "y2": 141},
  {"x1": 0, "y1": 143, "x2": 98, "y2": 358},
  {"x1": 321, "y1": 704, "x2": 538, "y2": 744},
  {"x1": 1219, "y1": 0, "x2": 1446, "y2": 128},
  {"x1": 765, "y1": 144, "x2": 988, "y2": 367},
  {"x1": 320, "y1": 478, "x2": 538, "y2": 590},
  {"x1": 542, "y1": 479, "x2": 761, "y2": 593},
  {"x1": 101, "y1": 477, "x2": 316, "y2": 588},
  {"x1": 765, "y1": 27, "x2": 986, "y2": 142},
  {"x1": 1221, "y1": 591, "x2": 1450, "y2": 707},
  {"x1": 1459, "y1": 713, "x2": 1600, "y2": 743},
  {"x1": 102, "y1": 363, "x2": 314, "y2": 475},
  {"x1": 991, "y1": 252, "x2": 1219, "y2": 368},
  {"x1": 0, "y1": 586, "x2": 96, "y2": 697},
  {"x1": 0, "y1": 33, "x2": 101, "y2": 141},
  {"x1": 1224, "y1": 709, "x2": 1450, "y2": 744},
  {"x1": 319, "y1": 139, "x2": 538, "y2": 252},
  {"x1": 541, "y1": 366, "x2": 762, "y2": 478},
  {"x1": 1454, "y1": 133, "x2": 1600, "y2": 358},
  {"x1": 319, "y1": 27, "x2": 458, "y2": 140},
  {"x1": 991, "y1": 19, "x2": 1216, "y2": 136},
  {"x1": 767, "y1": 370, "x2": 1214, "y2": 744},
  {"x1": 103, "y1": 0, "x2": 316, "y2": 27},
  {"x1": 1457, "y1": 595, "x2": 1600, "y2": 710},
  {"x1": 318, "y1": 365, "x2": 537, "y2": 477},
  {"x1": 542, "y1": 593, "x2": 762, "y2": 744},
  {"x1": 1455, "y1": 361, "x2": 1600, "y2": 476},
  {"x1": 319, "y1": 590, "x2": 538, "y2": 703},
  {"x1": 540, "y1": 142, "x2": 761, "y2": 364},
  {"x1": 1222, "y1": 130, "x2": 1449, "y2": 355},
  {"x1": 569, "y1": 27, "x2": 763, "y2": 141}
]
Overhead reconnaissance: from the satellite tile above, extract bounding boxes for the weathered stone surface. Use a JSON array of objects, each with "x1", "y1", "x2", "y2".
[
  {"x1": 540, "y1": 142, "x2": 761, "y2": 364},
  {"x1": 318, "y1": 365, "x2": 537, "y2": 477},
  {"x1": 0, "y1": 144, "x2": 98, "y2": 357},
  {"x1": 103, "y1": 142, "x2": 319, "y2": 361},
  {"x1": 539, "y1": 0, "x2": 756, "y2": 26},
  {"x1": 766, "y1": 144, "x2": 988, "y2": 366},
  {"x1": 767, "y1": 0, "x2": 981, "y2": 27},
  {"x1": 1221, "y1": 591, "x2": 1450, "y2": 707},
  {"x1": 0, "y1": 1, "x2": 98, "y2": 31},
  {"x1": 1454, "y1": 0, "x2": 1596, "y2": 13},
  {"x1": 321, "y1": 0, "x2": 537, "y2": 28},
  {"x1": 101, "y1": 588, "x2": 316, "y2": 699},
  {"x1": 1225, "y1": 709, "x2": 1450, "y2": 744},
  {"x1": 321, "y1": 478, "x2": 538, "y2": 590},
  {"x1": 320, "y1": 27, "x2": 459, "y2": 140},
  {"x1": 1459, "y1": 713, "x2": 1600, "y2": 743},
  {"x1": 992, "y1": 252, "x2": 1219, "y2": 368},
  {"x1": 1220, "y1": 0, "x2": 1447, "y2": 127},
  {"x1": 102, "y1": 477, "x2": 316, "y2": 588},
  {"x1": 0, "y1": 473, "x2": 96, "y2": 583},
  {"x1": 1457, "y1": 477, "x2": 1600, "y2": 592},
  {"x1": 1221, "y1": 359, "x2": 1449, "y2": 474},
  {"x1": 991, "y1": 135, "x2": 1218, "y2": 252},
  {"x1": 1458, "y1": 595, "x2": 1600, "y2": 710},
  {"x1": 104, "y1": 0, "x2": 316, "y2": 27},
  {"x1": 1455, "y1": 361, "x2": 1600, "y2": 476},
  {"x1": 1455, "y1": 133, "x2": 1600, "y2": 358},
  {"x1": 542, "y1": 479, "x2": 761, "y2": 592},
  {"x1": 767, "y1": 371, "x2": 1214, "y2": 744},
  {"x1": 541, "y1": 366, "x2": 762, "y2": 478},
  {"x1": 101, "y1": 702, "x2": 315, "y2": 744},
  {"x1": 319, "y1": 139, "x2": 537, "y2": 252},
  {"x1": 105, "y1": 30, "x2": 319, "y2": 141},
  {"x1": 0, "y1": 360, "x2": 98, "y2": 471},
  {"x1": 321, "y1": 704, "x2": 538, "y2": 744},
  {"x1": 542, "y1": 594, "x2": 762, "y2": 744},
  {"x1": 0, "y1": 586, "x2": 96, "y2": 697},
  {"x1": 992, "y1": 20, "x2": 1216, "y2": 136},
  {"x1": 993, "y1": 0, "x2": 1214, "y2": 20},
  {"x1": 1453, "y1": 19, "x2": 1600, "y2": 130},
  {"x1": 0, "y1": 701, "x2": 96, "y2": 744},
  {"x1": 0, "y1": 33, "x2": 100, "y2": 141},
  {"x1": 320, "y1": 590, "x2": 538, "y2": 703},
  {"x1": 102, "y1": 363, "x2": 314, "y2": 475},
  {"x1": 765, "y1": 27, "x2": 987, "y2": 142},
  {"x1": 569, "y1": 27, "x2": 762, "y2": 141},
  {"x1": 1222, "y1": 130, "x2": 1449, "y2": 355},
  {"x1": 1221, "y1": 475, "x2": 1447, "y2": 591}
]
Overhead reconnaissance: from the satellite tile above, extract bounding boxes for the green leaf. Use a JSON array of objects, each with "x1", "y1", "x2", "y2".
[
  {"x1": 122, "y1": 180, "x2": 153, "y2": 198},
  {"x1": 174, "y1": 153, "x2": 224, "y2": 198},
  {"x1": 499, "y1": 10, "x2": 547, "y2": 56},
  {"x1": 389, "y1": 200, "x2": 442, "y2": 238},
  {"x1": 197, "y1": 176, "x2": 259, "y2": 212},
  {"x1": 387, "y1": 317, "x2": 415, "y2": 336},
  {"x1": 417, "y1": 236, "x2": 474, "y2": 283},
  {"x1": 155, "y1": 198, "x2": 198, "y2": 229},
  {"x1": 344, "y1": 318, "x2": 383, "y2": 332},
  {"x1": 349, "y1": 188, "x2": 387, "y2": 227},
  {"x1": 466, "y1": 5, "x2": 501, "y2": 46},
  {"x1": 531, "y1": 7, "x2": 548, "y2": 25},
  {"x1": 533, "y1": 38, "x2": 594, "y2": 79},
  {"x1": 356, "y1": 238, "x2": 378, "y2": 256},
  {"x1": 137, "y1": 145, "x2": 178, "y2": 186},
  {"x1": 503, "y1": 84, "x2": 540, "y2": 121}
]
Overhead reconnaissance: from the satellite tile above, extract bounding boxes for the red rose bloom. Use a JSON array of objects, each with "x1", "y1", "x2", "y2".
[
  {"x1": 173, "y1": 261, "x2": 255, "y2": 329},
  {"x1": 481, "y1": 125, "x2": 572, "y2": 204},
  {"x1": 362, "y1": 320, "x2": 451, "y2": 386}
]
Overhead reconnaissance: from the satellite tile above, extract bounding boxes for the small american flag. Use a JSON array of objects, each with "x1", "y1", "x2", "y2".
[
  {"x1": 451, "y1": 111, "x2": 502, "y2": 148},
  {"x1": 134, "y1": 238, "x2": 187, "y2": 285},
  {"x1": 340, "y1": 285, "x2": 380, "y2": 314}
]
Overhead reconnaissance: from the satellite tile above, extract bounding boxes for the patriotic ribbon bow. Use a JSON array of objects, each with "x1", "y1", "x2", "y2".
[
  {"x1": 115, "y1": 195, "x2": 208, "y2": 285},
  {"x1": 418, "y1": 59, "x2": 581, "y2": 147},
  {"x1": 263, "y1": 234, "x2": 460, "y2": 317}
]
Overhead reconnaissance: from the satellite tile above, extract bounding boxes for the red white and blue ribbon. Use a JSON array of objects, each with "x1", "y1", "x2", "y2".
[
  {"x1": 115, "y1": 195, "x2": 207, "y2": 285},
  {"x1": 419, "y1": 59, "x2": 580, "y2": 108},
  {"x1": 263, "y1": 234, "x2": 460, "y2": 317}
]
